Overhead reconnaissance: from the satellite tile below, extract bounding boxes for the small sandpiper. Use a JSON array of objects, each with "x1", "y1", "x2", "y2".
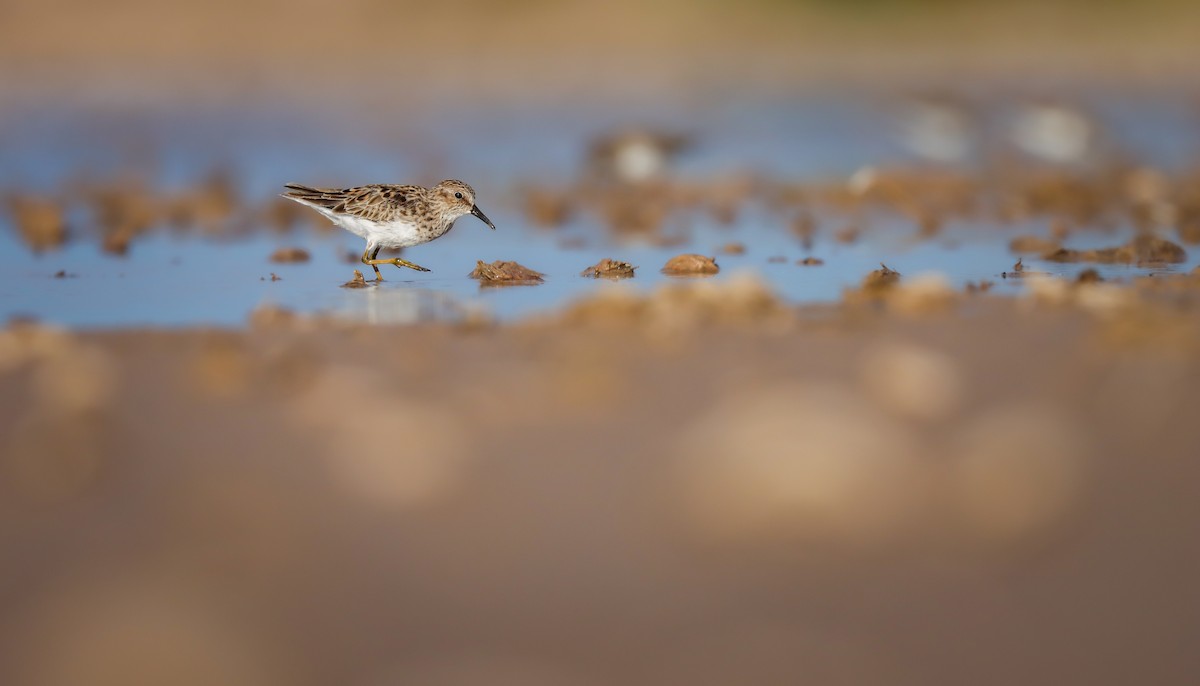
[{"x1": 281, "y1": 179, "x2": 496, "y2": 279}]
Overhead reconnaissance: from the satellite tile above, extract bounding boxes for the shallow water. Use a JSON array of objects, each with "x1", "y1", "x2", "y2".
[
  {"x1": 2, "y1": 213, "x2": 1194, "y2": 328},
  {"x1": 2, "y1": 92, "x2": 1198, "y2": 328}
]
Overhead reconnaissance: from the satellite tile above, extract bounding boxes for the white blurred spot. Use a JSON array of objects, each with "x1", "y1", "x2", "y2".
[
  {"x1": 31, "y1": 344, "x2": 118, "y2": 414},
  {"x1": 290, "y1": 365, "x2": 468, "y2": 509},
  {"x1": 673, "y1": 384, "x2": 928, "y2": 543},
  {"x1": 888, "y1": 271, "x2": 956, "y2": 313},
  {"x1": 897, "y1": 101, "x2": 974, "y2": 162},
  {"x1": 847, "y1": 166, "x2": 878, "y2": 195},
  {"x1": 1011, "y1": 103, "x2": 1093, "y2": 163},
  {"x1": 951, "y1": 404, "x2": 1089, "y2": 540},
  {"x1": 860, "y1": 342, "x2": 964, "y2": 422}
]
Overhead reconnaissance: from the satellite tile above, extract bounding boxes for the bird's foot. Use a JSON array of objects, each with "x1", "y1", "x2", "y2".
[{"x1": 392, "y1": 258, "x2": 431, "y2": 273}]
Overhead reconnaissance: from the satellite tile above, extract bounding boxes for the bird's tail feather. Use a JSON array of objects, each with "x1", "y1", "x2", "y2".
[{"x1": 280, "y1": 183, "x2": 343, "y2": 208}]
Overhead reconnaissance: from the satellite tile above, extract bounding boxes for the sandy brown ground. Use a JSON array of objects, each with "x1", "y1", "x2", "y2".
[
  {"x1": 2, "y1": 278, "x2": 1199, "y2": 685},
  {"x1": 6, "y1": 0, "x2": 1200, "y2": 107}
]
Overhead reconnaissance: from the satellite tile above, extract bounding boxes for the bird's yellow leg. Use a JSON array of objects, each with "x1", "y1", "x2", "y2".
[
  {"x1": 389, "y1": 257, "x2": 431, "y2": 273},
  {"x1": 360, "y1": 247, "x2": 385, "y2": 281},
  {"x1": 360, "y1": 247, "x2": 429, "y2": 274}
]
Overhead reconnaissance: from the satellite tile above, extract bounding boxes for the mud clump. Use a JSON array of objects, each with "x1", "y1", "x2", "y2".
[
  {"x1": 1127, "y1": 235, "x2": 1187, "y2": 263},
  {"x1": 261, "y1": 195, "x2": 314, "y2": 232},
  {"x1": 561, "y1": 274, "x2": 789, "y2": 330},
  {"x1": 834, "y1": 226, "x2": 861, "y2": 245},
  {"x1": 88, "y1": 183, "x2": 158, "y2": 255},
  {"x1": 8, "y1": 196, "x2": 68, "y2": 252},
  {"x1": 1002, "y1": 257, "x2": 1026, "y2": 279},
  {"x1": 1043, "y1": 235, "x2": 1187, "y2": 265},
  {"x1": 843, "y1": 263, "x2": 903, "y2": 305},
  {"x1": 887, "y1": 273, "x2": 957, "y2": 313},
  {"x1": 1177, "y1": 217, "x2": 1200, "y2": 245},
  {"x1": 662, "y1": 254, "x2": 719, "y2": 276},
  {"x1": 522, "y1": 187, "x2": 574, "y2": 228},
  {"x1": 470, "y1": 260, "x2": 545, "y2": 285},
  {"x1": 163, "y1": 169, "x2": 238, "y2": 233},
  {"x1": 718, "y1": 242, "x2": 746, "y2": 255},
  {"x1": 269, "y1": 247, "x2": 311, "y2": 263},
  {"x1": 248, "y1": 305, "x2": 298, "y2": 328},
  {"x1": 1076, "y1": 268, "x2": 1103, "y2": 283},
  {"x1": 966, "y1": 280, "x2": 994, "y2": 293},
  {"x1": 581, "y1": 258, "x2": 636, "y2": 279},
  {"x1": 341, "y1": 270, "x2": 369, "y2": 288},
  {"x1": 1009, "y1": 235, "x2": 1060, "y2": 255},
  {"x1": 797, "y1": 257, "x2": 825, "y2": 266},
  {"x1": 862, "y1": 263, "x2": 901, "y2": 291}
]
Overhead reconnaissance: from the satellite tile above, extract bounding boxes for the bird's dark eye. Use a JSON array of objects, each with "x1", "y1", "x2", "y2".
[{"x1": 454, "y1": 192, "x2": 463, "y2": 199}]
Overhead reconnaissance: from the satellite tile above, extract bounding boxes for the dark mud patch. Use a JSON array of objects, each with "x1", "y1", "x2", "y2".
[
  {"x1": 1043, "y1": 235, "x2": 1187, "y2": 265},
  {"x1": 470, "y1": 260, "x2": 545, "y2": 285},
  {"x1": 581, "y1": 258, "x2": 637, "y2": 279},
  {"x1": 341, "y1": 270, "x2": 370, "y2": 288},
  {"x1": 269, "y1": 247, "x2": 312, "y2": 264},
  {"x1": 662, "y1": 254, "x2": 719, "y2": 276}
]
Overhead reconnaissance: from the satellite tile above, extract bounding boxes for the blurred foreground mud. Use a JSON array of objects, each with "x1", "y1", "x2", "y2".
[{"x1": 2, "y1": 281, "x2": 1200, "y2": 685}]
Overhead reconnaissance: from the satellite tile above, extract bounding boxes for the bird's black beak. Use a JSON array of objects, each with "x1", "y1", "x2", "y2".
[{"x1": 471, "y1": 205, "x2": 496, "y2": 230}]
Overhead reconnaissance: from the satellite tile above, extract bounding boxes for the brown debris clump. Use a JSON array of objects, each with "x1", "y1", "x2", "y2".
[
  {"x1": 843, "y1": 263, "x2": 903, "y2": 304},
  {"x1": 1177, "y1": 216, "x2": 1200, "y2": 245},
  {"x1": 1009, "y1": 235, "x2": 1060, "y2": 254},
  {"x1": 966, "y1": 280, "x2": 994, "y2": 293},
  {"x1": 9, "y1": 196, "x2": 68, "y2": 252},
  {"x1": 88, "y1": 183, "x2": 158, "y2": 255},
  {"x1": 269, "y1": 247, "x2": 311, "y2": 263},
  {"x1": 1002, "y1": 258, "x2": 1026, "y2": 279},
  {"x1": 797, "y1": 257, "x2": 825, "y2": 266},
  {"x1": 470, "y1": 260, "x2": 545, "y2": 284},
  {"x1": 662, "y1": 254, "x2": 719, "y2": 276},
  {"x1": 248, "y1": 305, "x2": 297, "y2": 328},
  {"x1": 522, "y1": 187, "x2": 574, "y2": 228},
  {"x1": 261, "y1": 195, "x2": 313, "y2": 232},
  {"x1": 862, "y1": 263, "x2": 902, "y2": 291},
  {"x1": 718, "y1": 242, "x2": 746, "y2": 255},
  {"x1": 560, "y1": 274, "x2": 789, "y2": 330},
  {"x1": 341, "y1": 270, "x2": 369, "y2": 288},
  {"x1": 164, "y1": 169, "x2": 238, "y2": 233},
  {"x1": 1043, "y1": 235, "x2": 1187, "y2": 265},
  {"x1": 834, "y1": 225, "x2": 861, "y2": 244},
  {"x1": 581, "y1": 258, "x2": 636, "y2": 279}
]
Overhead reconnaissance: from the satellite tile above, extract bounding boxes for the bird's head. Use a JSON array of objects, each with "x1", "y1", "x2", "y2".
[{"x1": 434, "y1": 180, "x2": 495, "y2": 230}]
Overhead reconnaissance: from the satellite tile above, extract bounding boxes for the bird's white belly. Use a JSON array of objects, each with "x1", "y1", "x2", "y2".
[{"x1": 332, "y1": 214, "x2": 426, "y2": 249}]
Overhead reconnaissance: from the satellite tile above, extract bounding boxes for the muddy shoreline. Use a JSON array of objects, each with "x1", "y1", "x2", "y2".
[{"x1": 3, "y1": 285, "x2": 1199, "y2": 684}]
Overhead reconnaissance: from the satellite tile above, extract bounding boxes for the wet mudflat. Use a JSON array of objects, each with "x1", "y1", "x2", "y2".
[
  {"x1": 4, "y1": 94, "x2": 1200, "y2": 327},
  {"x1": 3, "y1": 284, "x2": 1200, "y2": 684}
]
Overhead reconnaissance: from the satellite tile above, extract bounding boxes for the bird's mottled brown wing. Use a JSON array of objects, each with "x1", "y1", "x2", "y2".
[{"x1": 282, "y1": 183, "x2": 422, "y2": 223}]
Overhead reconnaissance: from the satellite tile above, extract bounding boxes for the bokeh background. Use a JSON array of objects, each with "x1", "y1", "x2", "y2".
[
  {"x1": 6, "y1": 0, "x2": 1200, "y2": 103},
  {"x1": 3, "y1": 3, "x2": 1200, "y2": 686}
]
